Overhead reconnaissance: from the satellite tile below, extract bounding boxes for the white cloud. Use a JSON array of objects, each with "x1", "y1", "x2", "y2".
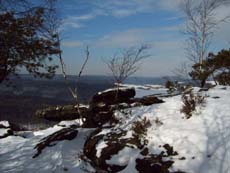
[
  {"x1": 62, "y1": 10, "x2": 103, "y2": 29},
  {"x1": 62, "y1": 41, "x2": 83, "y2": 48},
  {"x1": 61, "y1": 0, "x2": 181, "y2": 20},
  {"x1": 96, "y1": 29, "x2": 149, "y2": 48},
  {"x1": 111, "y1": 9, "x2": 136, "y2": 17},
  {"x1": 61, "y1": 0, "x2": 184, "y2": 30},
  {"x1": 158, "y1": 0, "x2": 182, "y2": 11},
  {"x1": 90, "y1": 0, "x2": 183, "y2": 17},
  {"x1": 59, "y1": 0, "x2": 230, "y2": 76},
  {"x1": 63, "y1": 22, "x2": 83, "y2": 29},
  {"x1": 94, "y1": 25, "x2": 183, "y2": 48},
  {"x1": 70, "y1": 14, "x2": 95, "y2": 21}
]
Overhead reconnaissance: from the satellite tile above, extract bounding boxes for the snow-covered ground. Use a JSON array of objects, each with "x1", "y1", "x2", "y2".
[
  {"x1": 0, "y1": 124, "x2": 94, "y2": 173},
  {"x1": 0, "y1": 85, "x2": 230, "y2": 173}
]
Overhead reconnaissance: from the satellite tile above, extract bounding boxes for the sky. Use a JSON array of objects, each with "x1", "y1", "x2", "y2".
[{"x1": 56, "y1": 0, "x2": 230, "y2": 77}]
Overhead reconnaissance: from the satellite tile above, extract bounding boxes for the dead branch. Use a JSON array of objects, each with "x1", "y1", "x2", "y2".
[{"x1": 106, "y1": 45, "x2": 150, "y2": 84}]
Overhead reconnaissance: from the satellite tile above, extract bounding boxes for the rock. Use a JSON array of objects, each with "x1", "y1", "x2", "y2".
[
  {"x1": 0, "y1": 129, "x2": 13, "y2": 139},
  {"x1": 163, "y1": 144, "x2": 178, "y2": 156},
  {"x1": 0, "y1": 121, "x2": 14, "y2": 139},
  {"x1": 0, "y1": 121, "x2": 10, "y2": 128},
  {"x1": 136, "y1": 144, "x2": 185, "y2": 173},
  {"x1": 84, "y1": 128, "x2": 103, "y2": 161},
  {"x1": 85, "y1": 88, "x2": 135, "y2": 127},
  {"x1": 9, "y1": 122, "x2": 28, "y2": 131},
  {"x1": 90, "y1": 88, "x2": 135, "y2": 105},
  {"x1": 0, "y1": 121, "x2": 27, "y2": 139},
  {"x1": 138, "y1": 96, "x2": 164, "y2": 106},
  {"x1": 83, "y1": 129, "x2": 184, "y2": 173},
  {"x1": 35, "y1": 87, "x2": 162, "y2": 128},
  {"x1": 36, "y1": 105, "x2": 88, "y2": 122},
  {"x1": 33, "y1": 127, "x2": 78, "y2": 158},
  {"x1": 90, "y1": 102, "x2": 111, "y2": 113},
  {"x1": 83, "y1": 129, "x2": 128, "y2": 172},
  {"x1": 135, "y1": 155, "x2": 174, "y2": 173},
  {"x1": 92, "y1": 111, "x2": 115, "y2": 126},
  {"x1": 140, "y1": 148, "x2": 149, "y2": 156},
  {"x1": 86, "y1": 87, "x2": 164, "y2": 127}
]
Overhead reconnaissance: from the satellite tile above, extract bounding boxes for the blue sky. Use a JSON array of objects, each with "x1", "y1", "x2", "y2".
[{"x1": 56, "y1": 0, "x2": 230, "y2": 77}]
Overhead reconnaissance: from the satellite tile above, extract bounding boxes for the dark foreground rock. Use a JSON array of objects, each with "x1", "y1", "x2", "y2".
[
  {"x1": 9, "y1": 122, "x2": 28, "y2": 131},
  {"x1": 83, "y1": 129, "x2": 129, "y2": 172},
  {"x1": 36, "y1": 105, "x2": 88, "y2": 122},
  {"x1": 84, "y1": 88, "x2": 136, "y2": 127},
  {"x1": 130, "y1": 95, "x2": 164, "y2": 106},
  {"x1": 136, "y1": 156, "x2": 185, "y2": 173},
  {"x1": 33, "y1": 127, "x2": 78, "y2": 158},
  {"x1": 83, "y1": 127, "x2": 185, "y2": 173},
  {"x1": 136, "y1": 144, "x2": 185, "y2": 173}
]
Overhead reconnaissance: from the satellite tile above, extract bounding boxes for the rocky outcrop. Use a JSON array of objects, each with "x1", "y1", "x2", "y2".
[
  {"x1": 0, "y1": 128, "x2": 13, "y2": 139},
  {"x1": 90, "y1": 88, "x2": 136, "y2": 105},
  {"x1": 84, "y1": 88, "x2": 136, "y2": 127},
  {"x1": 86, "y1": 88, "x2": 164, "y2": 127},
  {"x1": 36, "y1": 105, "x2": 88, "y2": 122},
  {"x1": 83, "y1": 129, "x2": 129, "y2": 172},
  {"x1": 83, "y1": 130, "x2": 184, "y2": 173},
  {"x1": 136, "y1": 144, "x2": 184, "y2": 173},
  {"x1": 33, "y1": 127, "x2": 78, "y2": 158},
  {"x1": 36, "y1": 87, "x2": 164, "y2": 128},
  {"x1": 9, "y1": 122, "x2": 28, "y2": 131},
  {"x1": 130, "y1": 95, "x2": 164, "y2": 106}
]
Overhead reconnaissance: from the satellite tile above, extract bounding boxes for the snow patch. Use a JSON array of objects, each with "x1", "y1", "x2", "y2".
[
  {"x1": 96, "y1": 140, "x2": 108, "y2": 158},
  {"x1": 0, "y1": 121, "x2": 10, "y2": 128}
]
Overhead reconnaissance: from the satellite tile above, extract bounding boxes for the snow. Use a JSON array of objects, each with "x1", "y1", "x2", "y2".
[
  {"x1": 98, "y1": 87, "x2": 130, "y2": 95},
  {"x1": 58, "y1": 119, "x2": 84, "y2": 127},
  {"x1": 0, "y1": 121, "x2": 95, "y2": 173},
  {"x1": 101, "y1": 86, "x2": 230, "y2": 173},
  {"x1": 0, "y1": 128, "x2": 10, "y2": 137},
  {"x1": 143, "y1": 86, "x2": 230, "y2": 173},
  {"x1": 106, "y1": 147, "x2": 140, "y2": 167},
  {"x1": 0, "y1": 121, "x2": 11, "y2": 137},
  {"x1": 0, "y1": 121, "x2": 10, "y2": 128},
  {"x1": 97, "y1": 83, "x2": 168, "y2": 100},
  {"x1": 115, "y1": 83, "x2": 168, "y2": 98},
  {"x1": 1, "y1": 85, "x2": 230, "y2": 173},
  {"x1": 33, "y1": 125, "x2": 63, "y2": 136},
  {"x1": 96, "y1": 140, "x2": 108, "y2": 158},
  {"x1": 116, "y1": 83, "x2": 164, "y2": 90},
  {"x1": 135, "y1": 87, "x2": 167, "y2": 98}
]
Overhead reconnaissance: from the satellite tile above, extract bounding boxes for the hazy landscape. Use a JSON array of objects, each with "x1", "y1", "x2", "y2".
[{"x1": 0, "y1": 75, "x2": 167, "y2": 129}]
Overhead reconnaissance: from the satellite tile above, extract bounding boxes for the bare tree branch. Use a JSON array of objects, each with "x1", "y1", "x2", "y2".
[
  {"x1": 58, "y1": 44, "x2": 90, "y2": 103},
  {"x1": 182, "y1": 0, "x2": 230, "y2": 64},
  {"x1": 106, "y1": 45, "x2": 150, "y2": 84},
  {"x1": 75, "y1": 46, "x2": 90, "y2": 101}
]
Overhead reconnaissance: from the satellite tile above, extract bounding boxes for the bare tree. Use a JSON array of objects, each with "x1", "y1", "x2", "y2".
[
  {"x1": 58, "y1": 45, "x2": 90, "y2": 120},
  {"x1": 106, "y1": 45, "x2": 150, "y2": 85},
  {"x1": 39, "y1": 0, "x2": 90, "y2": 120},
  {"x1": 182, "y1": 0, "x2": 230, "y2": 64},
  {"x1": 173, "y1": 61, "x2": 191, "y2": 81}
]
